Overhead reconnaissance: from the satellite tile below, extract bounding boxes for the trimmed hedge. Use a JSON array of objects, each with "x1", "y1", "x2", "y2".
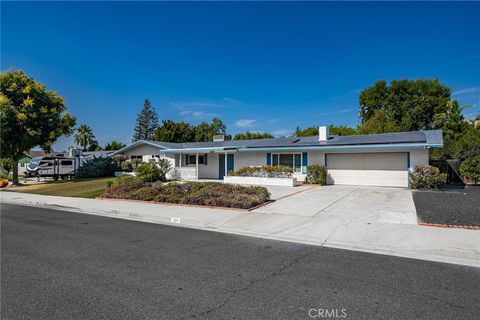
[
  {"x1": 229, "y1": 166, "x2": 293, "y2": 178},
  {"x1": 101, "y1": 181, "x2": 271, "y2": 209},
  {"x1": 410, "y1": 165, "x2": 447, "y2": 189},
  {"x1": 305, "y1": 165, "x2": 327, "y2": 185}
]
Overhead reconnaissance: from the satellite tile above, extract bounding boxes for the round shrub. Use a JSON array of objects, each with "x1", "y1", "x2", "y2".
[
  {"x1": 135, "y1": 160, "x2": 171, "y2": 183},
  {"x1": 410, "y1": 165, "x2": 447, "y2": 189},
  {"x1": 460, "y1": 156, "x2": 480, "y2": 185},
  {"x1": 305, "y1": 165, "x2": 327, "y2": 185}
]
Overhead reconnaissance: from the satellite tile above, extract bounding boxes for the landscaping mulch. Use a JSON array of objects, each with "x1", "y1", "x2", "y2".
[{"x1": 413, "y1": 186, "x2": 480, "y2": 227}]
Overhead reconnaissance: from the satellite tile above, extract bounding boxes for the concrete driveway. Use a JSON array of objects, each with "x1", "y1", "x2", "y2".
[{"x1": 257, "y1": 185, "x2": 418, "y2": 225}]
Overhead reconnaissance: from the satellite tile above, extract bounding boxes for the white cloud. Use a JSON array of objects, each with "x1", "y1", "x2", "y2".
[
  {"x1": 452, "y1": 87, "x2": 480, "y2": 97},
  {"x1": 221, "y1": 97, "x2": 243, "y2": 105},
  {"x1": 235, "y1": 119, "x2": 258, "y2": 128},
  {"x1": 179, "y1": 110, "x2": 218, "y2": 118}
]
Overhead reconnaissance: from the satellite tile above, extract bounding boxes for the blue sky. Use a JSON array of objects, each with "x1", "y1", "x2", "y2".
[{"x1": 2, "y1": 1, "x2": 479, "y2": 150}]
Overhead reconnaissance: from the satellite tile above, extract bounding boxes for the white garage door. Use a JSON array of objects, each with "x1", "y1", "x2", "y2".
[{"x1": 326, "y1": 153, "x2": 408, "y2": 187}]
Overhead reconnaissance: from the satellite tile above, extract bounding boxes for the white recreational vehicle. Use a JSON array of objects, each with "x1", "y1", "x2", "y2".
[
  {"x1": 26, "y1": 156, "x2": 81, "y2": 180},
  {"x1": 25, "y1": 148, "x2": 89, "y2": 180}
]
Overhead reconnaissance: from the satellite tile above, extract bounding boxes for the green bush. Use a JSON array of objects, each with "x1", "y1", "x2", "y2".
[
  {"x1": 229, "y1": 165, "x2": 293, "y2": 178},
  {"x1": 460, "y1": 156, "x2": 480, "y2": 184},
  {"x1": 0, "y1": 158, "x2": 13, "y2": 173},
  {"x1": 101, "y1": 181, "x2": 270, "y2": 209},
  {"x1": 135, "y1": 159, "x2": 171, "y2": 182},
  {"x1": 120, "y1": 161, "x2": 133, "y2": 172},
  {"x1": 75, "y1": 157, "x2": 119, "y2": 179},
  {"x1": 410, "y1": 165, "x2": 447, "y2": 189},
  {"x1": 110, "y1": 175, "x2": 143, "y2": 188},
  {"x1": 305, "y1": 165, "x2": 327, "y2": 185}
]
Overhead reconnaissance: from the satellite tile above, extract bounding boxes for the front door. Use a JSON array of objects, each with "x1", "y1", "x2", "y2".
[{"x1": 218, "y1": 154, "x2": 225, "y2": 178}]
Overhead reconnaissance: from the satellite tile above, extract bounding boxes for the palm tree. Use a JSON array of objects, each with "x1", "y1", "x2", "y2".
[{"x1": 74, "y1": 124, "x2": 95, "y2": 151}]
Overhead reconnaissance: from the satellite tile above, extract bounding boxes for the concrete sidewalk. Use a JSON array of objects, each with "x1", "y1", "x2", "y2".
[{"x1": 2, "y1": 191, "x2": 479, "y2": 267}]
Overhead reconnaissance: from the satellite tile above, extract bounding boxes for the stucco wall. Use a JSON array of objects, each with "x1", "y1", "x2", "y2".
[{"x1": 123, "y1": 145, "x2": 162, "y2": 159}]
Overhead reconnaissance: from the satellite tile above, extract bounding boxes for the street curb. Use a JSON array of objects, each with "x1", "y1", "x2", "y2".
[{"x1": 419, "y1": 222, "x2": 480, "y2": 230}]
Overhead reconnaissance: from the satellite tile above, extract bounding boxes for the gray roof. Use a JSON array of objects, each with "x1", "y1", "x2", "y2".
[{"x1": 130, "y1": 129, "x2": 443, "y2": 151}]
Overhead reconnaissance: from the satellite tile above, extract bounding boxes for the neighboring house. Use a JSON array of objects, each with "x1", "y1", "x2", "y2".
[{"x1": 115, "y1": 126, "x2": 443, "y2": 188}]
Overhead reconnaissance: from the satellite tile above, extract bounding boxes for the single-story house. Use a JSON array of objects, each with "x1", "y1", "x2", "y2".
[{"x1": 115, "y1": 126, "x2": 443, "y2": 188}]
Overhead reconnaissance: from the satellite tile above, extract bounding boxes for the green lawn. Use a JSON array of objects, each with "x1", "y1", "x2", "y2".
[{"x1": 7, "y1": 177, "x2": 115, "y2": 198}]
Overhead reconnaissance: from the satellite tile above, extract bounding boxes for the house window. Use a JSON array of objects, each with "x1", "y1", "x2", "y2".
[
  {"x1": 130, "y1": 155, "x2": 142, "y2": 160},
  {"x1": 272, "y1": 153, "x2": 302, "y2": 173},
  {"x1": 187, "y1": 154, "x2": 204, "y2": 165}
]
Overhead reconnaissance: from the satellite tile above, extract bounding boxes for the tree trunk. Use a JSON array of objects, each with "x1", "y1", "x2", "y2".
[{"x1": 12, "y1": 158, "x2": 19, "y2": 185}]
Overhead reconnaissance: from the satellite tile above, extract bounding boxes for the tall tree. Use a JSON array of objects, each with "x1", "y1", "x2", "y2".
[
  {"x1": 104, "y1": 141, "x2": 127, "y2": 151},
  {"x1": 234, "y1": 131, "x2": 274, "y2": 140},
  {"x1": 358, "y1": 79, "x2": 463, "y2": 134},
  {"x1": 133, "y1": 99, "x2": 159, "y2": 141},
  {"x1": 0, "y1": 70, "x2": 76, "y2": 184},
  {"x1": 74, "y1": 124, "x2": 96, "y2": 151}
]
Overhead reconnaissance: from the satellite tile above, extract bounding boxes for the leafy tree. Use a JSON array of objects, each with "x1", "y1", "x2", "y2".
[
  {"x1": 294, "y1": 126, "x2": 318, "y2": 137},
  {"x1": 104, "y1": 141, "x2": 127, "y2": 151},
  {"x1": 233, "y1": 131, "x2": 274, "y2": 140},
  {"x1": 153, "y1": 118, "x2": 226, "y2": 143},
  {"x1": 0, "y1": 70, "x2": 76, "y2": 184},
  {"x1": 358, "y1": 79, "x2": 464, "y2": 134},
  {"x1": 153, "y1": 120, "x2": 195, "y2": 142},
  {"x1": 87, "y1": 141, "x2": 103, "y2": 151},
  {"x1": 460, "y1": 156, "x2": 480, "y2": 184},
  {"x1": 295, "y1": 125, "x2": 357, "y2": 137},
  {"x1": 195, "y1": 118, "x2": 226, "y2": 142},
  {"x1": 133, "y1": 99, "x2": 158, "y2": 141},
  {"x1": 357, "y1": 110, "x2": 402, "y2": 134},
  {"x1": 329, "y1": 125, "x2": 358, "y2": 136},
  {"x1": 74, "y1": 124, "x2": 96, "y2": 151}
]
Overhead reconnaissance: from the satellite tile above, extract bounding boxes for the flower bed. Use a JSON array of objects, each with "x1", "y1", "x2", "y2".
[
  {"x1": 229, "y1": 166, "x2": 293, "y2": 178},
  {"x1": 101, "y1": 180, "x2": 271, "y2": 209},
  {"x1": 226, "y1": 166, "x2": 297, "y2": 186}
]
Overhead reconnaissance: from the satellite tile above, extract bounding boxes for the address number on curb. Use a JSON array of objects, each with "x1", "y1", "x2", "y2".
[{"x1": 171, "y1": 217, "x2": 181, "y2": 224}]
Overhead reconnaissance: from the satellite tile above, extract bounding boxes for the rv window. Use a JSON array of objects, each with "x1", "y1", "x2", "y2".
[
  {"x1": 61, "y1": 160, "x2": 73, "y2": 166},
  {"x1": 40, "y1": 161, "x2": 53, "y2": 167}
]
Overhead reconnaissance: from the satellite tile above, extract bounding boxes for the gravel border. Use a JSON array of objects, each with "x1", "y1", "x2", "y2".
[{"x1": 413, "y1": 186, "x2": 480, "y2": 227}]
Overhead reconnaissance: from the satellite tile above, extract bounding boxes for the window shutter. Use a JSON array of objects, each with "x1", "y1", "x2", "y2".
[
  {"x1": 302, "y1": 152, "x2": 308, "y2": 174},
  {"x1": 204, "y1": 154, "x2": 208, "y2": 165},
  {"x1": 266, "y1": 153, "x2": 271, "y2": 166},
  {"x1": 185, "y1": 154, "x2": 189, "y2": 165}
]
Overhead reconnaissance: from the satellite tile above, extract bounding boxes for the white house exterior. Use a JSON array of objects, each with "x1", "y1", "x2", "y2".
[{"x1": 115, "y1": 127, "x2": 443, "y2": 188}]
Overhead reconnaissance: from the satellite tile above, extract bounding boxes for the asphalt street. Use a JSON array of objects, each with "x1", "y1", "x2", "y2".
[{"x1": 1, "y1": 203, "x2": 479, "y2": 320}]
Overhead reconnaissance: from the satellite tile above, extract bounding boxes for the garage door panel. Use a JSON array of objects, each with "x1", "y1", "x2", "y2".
[{"x1": 326, "y1": 153, "x2": 408, "y2": 187}]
